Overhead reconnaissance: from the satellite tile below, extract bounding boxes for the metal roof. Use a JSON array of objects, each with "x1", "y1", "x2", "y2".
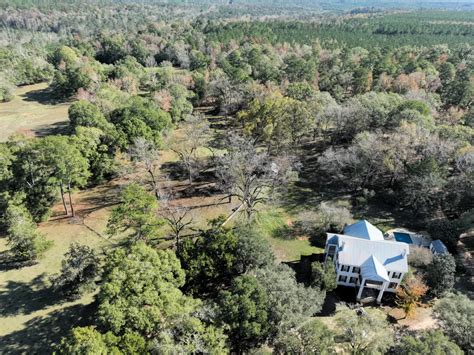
[
  {"x1": 329, "y1": 233, "x2": 409, "y2": 273},
  {"x1": 343, "y1": 220, "x2": 384, "y2": 241},
  {"x1": 361, "y1": 255, "x2": 390, "y2": 282},
  {"x1": 431, "y1": 239, "x2": 448, "y2": 254}
]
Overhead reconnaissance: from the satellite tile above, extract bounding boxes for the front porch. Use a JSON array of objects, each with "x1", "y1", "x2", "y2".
[{"x1": 356, "y1": 278, "x2": 388, "y2": 303}]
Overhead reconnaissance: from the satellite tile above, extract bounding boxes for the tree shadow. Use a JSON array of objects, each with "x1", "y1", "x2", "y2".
[
  {"x1": 161, "y1": 161, "x2": 189, "y2": 182},
  {"x1": 32, "y1": 121, "x2": 69, "y2": 137},
  {"x1": 20, "y1": 87, "x2": 68, "y2": 106},
  {"x1": 0, "y1": 302, "x2": 97, "y2": 354},
  {"x1": 0, "y1": 273, "x2": 67, "y2": 317}
]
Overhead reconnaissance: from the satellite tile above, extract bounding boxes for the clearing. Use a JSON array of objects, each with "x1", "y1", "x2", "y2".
[
  {"x1": 0, "y1": 83, "x2": 70, "y2": 141},
  {"x1": 0, "y1": 112, "x2": 320, "y2": 352}
]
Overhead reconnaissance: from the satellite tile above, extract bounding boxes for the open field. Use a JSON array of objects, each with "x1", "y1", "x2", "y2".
[{"x1": 0, "y1": 83, "x2": 70, "y2": 141}]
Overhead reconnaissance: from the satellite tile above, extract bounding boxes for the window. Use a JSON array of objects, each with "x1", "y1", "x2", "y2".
[
  {"x1": 352, "y1": 267, "x2": 360, "y2": 274},
  {"x1": 388, "y1": 282, "x2": 398, "y2": 289},
  {"x1": 349, "y1": 277, "x2": 358, "y2": 284},
  {"x1": 392, "y1": 272, "x2": 402, "y2": 279},
  {"x1": 341, "y1": 265, "x2": 350, "y2": 272},
  {"x1": 338, "y1": 275, "x2": 347, "y2": 283}
]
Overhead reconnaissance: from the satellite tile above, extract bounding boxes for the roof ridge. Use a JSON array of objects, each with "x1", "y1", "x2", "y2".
[{"x1": 330, "y1": 233, "x2": 408, "y2": 246}]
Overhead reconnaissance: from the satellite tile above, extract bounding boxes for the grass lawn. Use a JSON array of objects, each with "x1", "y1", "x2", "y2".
[
  {"x1": 0, "y1": 185, "x2": 113, "y2": 353},
  {"x1": 0, "y1": 83, "x2": 70, "y2": 142},
  {"x1": 255, "y1": 207, "x2": 322, "y2": 261}
]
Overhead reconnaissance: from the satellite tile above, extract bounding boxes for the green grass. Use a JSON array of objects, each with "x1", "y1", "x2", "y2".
[
  {"x1": 254, "y1": 207, "x2": 322, "y2": 262},
  {"x1": 0, "y1": 83, "x2": 70, "y2": 142},
  {"x1": 0, "y1": 184, "x2": 116, "y2": 352}
]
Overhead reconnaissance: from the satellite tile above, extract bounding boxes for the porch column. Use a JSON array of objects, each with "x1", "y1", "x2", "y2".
[
  {"x1": 356, "y1": 278, "x2": 365, "y2": 300},
  {"x1": 376, "y1": 282, "x2": 388, "y2": 303}
]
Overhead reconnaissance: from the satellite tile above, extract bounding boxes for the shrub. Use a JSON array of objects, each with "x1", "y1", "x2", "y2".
[
  {"x1": 396, "y1": 273, "x2": 429, "y2": 318},
  {"x1": 310, "y1": 261, "x2": 337, "y2": 291},
  {"x1": 426, "y1": 253, "x2": 456, "y2": 297},
  {"x1": 0, "y1": 80, "x2": 14, "y2": 102},
  {"x1": 295, "y1": 203, "x2": 353, "y2": 247},
  {"x1": 408, "y1": 245, "x2": 433, "y2": 268}
]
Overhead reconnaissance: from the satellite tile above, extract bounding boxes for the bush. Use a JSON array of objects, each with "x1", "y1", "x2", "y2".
[
  {"x1": 310, "y1": 261, "x2": 337, "y2": 291},
  {"x1": 296, "y1": 203, "x2": 353, "y2": 247},
  {"x1": 0, "y1": 80, "x2": 14, "y2": 102},
  {"x1": 408, "y1": 246, "x2": 433, "y2": 268},
  {"x1": 426, "y1": 253, "x2": 456, "y2": 297}
]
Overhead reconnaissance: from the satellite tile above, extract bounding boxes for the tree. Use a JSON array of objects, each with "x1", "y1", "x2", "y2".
[
  {"x1": 51, "y1": 243, "x2": 99, "y2": 298},
  {"x1": 12, "y1": 138, "x2": 63, "y2": 221},
  {"x1": 5, "y1": 196, "x2": 51, "y2": 262},
  {"x1": 0, "y1": 143, "x2": 13, "y2": 190},
  {"x1": 59, "y1": 326, "x2": 117, "y2": 355},
  {"x1": 150, "y1": 317, "x2": 227, "y2": 354},
  {"x1": 171, "y1": 115, "x2": 210, "y2": 184},
  {"x1": 216, "y1": 134, "x2": 297, "y2": 221},
  {"x1": 253, "y1": 264, "x2": 325, "y2": 341},
  {"x1": 311, "y1": 261, "x2": 337, "y2": 291},
  {"x1": 160, "y1": 202, "x2": 194, "y2": 255},
  {"x1": 238, "y1": 96, "x2": 312, "y2": 152},
  {"x1": 111, "y1": 96, "x2": 171, "y2": 150},
  {"x1": 334, "y1": 305, "x2": 393, "y2": 355},
  {"x1": 129, "y1": 137, "x2": 161, "y2": 199},
  {"x1": 397, "y1": 330, "x2": 463, "y2": 355},
  {"x1": 217, "y1": 275, "x2": 270, "y2": 352},
  {"x1": 426, "y1": 253, "x2": 456, "y2": 297},
  {"x1": 428, "y1": 220, "x2": 459, "y2": 252},
  {"x1": 68, "y1": 100, "x2": 112, "y2": 132},
  {"x1": 232, "y1": 223, "x2": 275, "y2": 274},
  {"x1": 71, "y1": 126, "x2": 116, "y2": 184},
  {"x1": 106, "y1": 183, "x2": 163, "y2": 243},
  {"x1": 36, "y1": 136, "x2": 90, "y2": 216},
  {"x1": 434, "y1": 293, "x2": 474, "y2": 353},
  {"x1": 98, "y1": 243, "x2": 194, "y2": 337},
  {"x1": 396, "y1": 273, "x2": 429, "y2": 318},
  {"x1": 179, "y1": 221, "x2": 238, "y2": 296},
  {"x1": 273, "y1": 319, "x2": 334, "y2": 355},
  {"x1": 97, "y1": 243, "x2": 227, "y2": 351}
]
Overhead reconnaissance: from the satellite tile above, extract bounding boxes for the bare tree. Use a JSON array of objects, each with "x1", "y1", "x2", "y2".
[
  {"x1": 129, "y1": 137, "x2": 161, "y2": 200},
  {"x1": 216, "y1": 133, "x2": 297, "y2": 221},
  {"x1": 158, "y1": 184, "x2": 195, "y2": 254},
  {"x1": 171, "y1": 114, "x2": 210, "y2": 184}
]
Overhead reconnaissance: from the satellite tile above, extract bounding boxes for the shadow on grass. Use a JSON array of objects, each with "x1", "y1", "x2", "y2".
[
  {"x1": 0, "y1": 273, "x2": 67, "y2": 317},
  {"x1": 32, "y1": 121, "x2": 69, "y2": 137},
  {"x1": 0, "y1": 302, "x2": 97, "y2": 354},
  {"x1": 20, "y1": 87, "x2": 68, "y2": 106}
]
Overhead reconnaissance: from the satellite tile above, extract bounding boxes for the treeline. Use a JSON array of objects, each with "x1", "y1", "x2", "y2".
[{"x1": 205, "y1": 14, "x2": 474, "y2": 49}]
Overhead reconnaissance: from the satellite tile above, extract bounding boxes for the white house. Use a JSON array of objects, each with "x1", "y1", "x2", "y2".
[{"x1": 324, "y1": 220, "x2": 410, "y2": 303}]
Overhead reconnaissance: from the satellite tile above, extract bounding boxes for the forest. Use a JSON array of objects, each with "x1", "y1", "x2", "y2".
[{"x1": 0, "y1": 0, "x2": 473, "y2": 354}]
